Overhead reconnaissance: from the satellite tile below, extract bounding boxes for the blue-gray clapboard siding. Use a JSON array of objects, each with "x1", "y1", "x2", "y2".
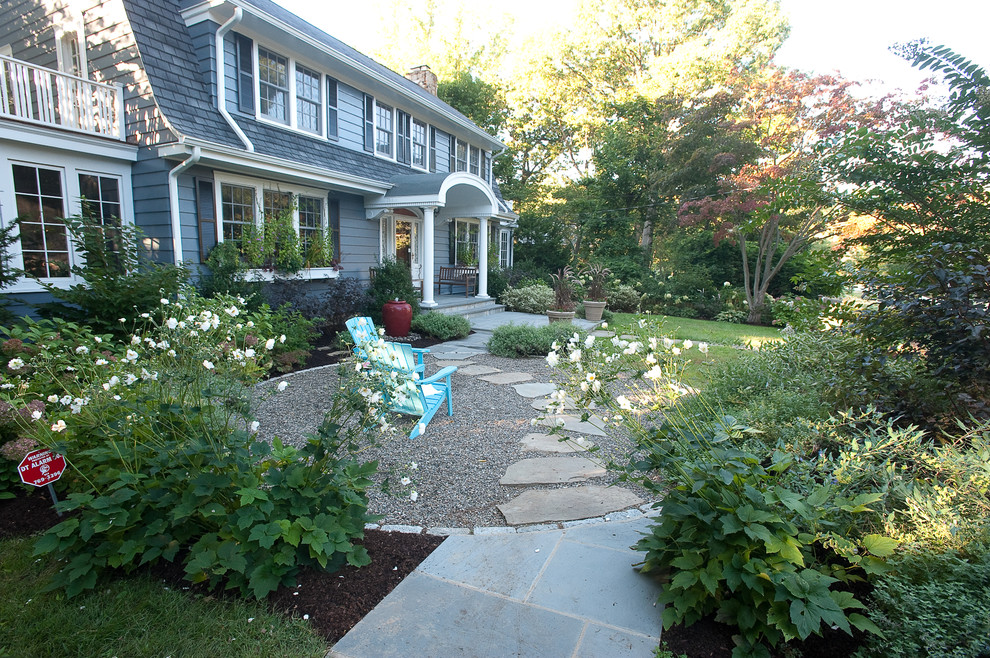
[
  {"x1": 337, "y1": 193, "x2": 378, "y2": 281},
  {"x1": 131, "y1": 152, "x2": 175, "y2": 264},
  {"x1": 187, "y1": 19, "x2": 219, "y2": 105},
  {"x1": 177, "y1": 170, "x2": 201, "y2": 264}
]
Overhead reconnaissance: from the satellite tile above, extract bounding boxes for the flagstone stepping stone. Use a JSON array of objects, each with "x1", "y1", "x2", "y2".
[
  {"x1": 497, "y1": 485, "x2": 644, "y2": 526},
  {"x1": 619, "y1": 334, "x2": 637, "y2": 340},
  {"x1": 520, "y1": 433, "x2": 595, "y2": 453},
  {"x1": 512, "y1": 382, "x2": 556, "y2": 398},
  {"x1": 535, "y1": 414, "x2": 608, "y2": 436},
  {"x1": 430, "y1": 352, "x2": 479, "y2": 361},
  {"x1": 530, "y1": 397, "x2": 594, "y2": 411},
  {"x1": 591, "y1": 330, "x2": 615, "y2": 338},
  {"x1": 434, "y1": 360, "x2": 474, "y2": 368},
  {"x1": 457, "y1": 365, "x2": 501, "y2": 376},
  {"x1": 479, "y1": 372, "x2": 533, "y2": 385},
  {"x1": 430, "y1": 345, "x2": 484, "y2": 356},
  {"x1": 500, "y1": 456, "x2": 606, "y2": 485}
]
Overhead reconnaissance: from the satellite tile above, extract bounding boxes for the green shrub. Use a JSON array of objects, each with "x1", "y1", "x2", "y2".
[
  {"x1": 487, "y1": 266, "x2": 510, "y2": 300},
  {"x1": 862, "y1": 547, "x2": 990, "y2": 658},
  {"x1": 488, "y1": 322, "x2": 581, "y2": 358},
  {"x1": 367, "y1": 257, "x2": 419, "y2": 323},
  {"x1": 411, "y1": 312, "x2": 470, "y2": 341},
  {"x1": 0, "y1": 291, "x2": 408, "y2": 599},
  {"x1": 714, "y1": 309, "x2": 746, "y2": 324},
  {"x1": 499, "y1": 284, "x2": 554, "y2": 314},
  {"x1": 606, "y1": 283, "x2": 640, "y2": 313},
  {"x1": 34, "y1": 217, "x2": 188, "y2": 337},
  {"x1": 199, "y1": 240, "x2": 262, "y2": 304},
  {"x1": 266, "y1": 304, "x2": 319, "y2": 373}
]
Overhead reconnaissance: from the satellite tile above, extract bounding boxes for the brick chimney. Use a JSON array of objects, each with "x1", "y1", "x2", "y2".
[{"x1": 406, "y1": 65, "x2": 438, "y2": 96}]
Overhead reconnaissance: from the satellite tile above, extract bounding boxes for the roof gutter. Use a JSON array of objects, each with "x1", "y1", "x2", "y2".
[
  {"x1": 215, "y1": 7, "x2": 254, "y2": 152},
  {"x1": 168, "y1": 145, "x2": 201, "y2": 265}
]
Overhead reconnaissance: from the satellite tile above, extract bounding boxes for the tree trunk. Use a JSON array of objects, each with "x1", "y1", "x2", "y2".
[{"x1": 747, "y1": 289, "x2": 765, "y2": 324}]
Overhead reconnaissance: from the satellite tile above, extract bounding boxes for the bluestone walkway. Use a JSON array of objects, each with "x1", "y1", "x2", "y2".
[{"x1": 330, "y1": 516, "x2": 663, "y2": 657}]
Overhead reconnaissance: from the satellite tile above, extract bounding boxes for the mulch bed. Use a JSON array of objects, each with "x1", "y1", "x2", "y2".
[
  {"x1": 0, "y1": 487, "x2": 442, "y2": 646},
  {"x1": 275, "y1": 327, "x2": 450, "y2": 373}
]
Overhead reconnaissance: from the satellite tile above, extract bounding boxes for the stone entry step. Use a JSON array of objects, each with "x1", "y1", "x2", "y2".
[
  {"x1": 497, "y1": 486, "x2": 644, "y2": 526},
  {"x1": 499, "y1": 456, "x2": 606, "y2": 486}
]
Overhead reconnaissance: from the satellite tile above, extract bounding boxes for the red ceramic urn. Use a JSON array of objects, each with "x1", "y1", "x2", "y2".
[{"x1": 382, "y1": 298, "x2": 412, "y2": 337}]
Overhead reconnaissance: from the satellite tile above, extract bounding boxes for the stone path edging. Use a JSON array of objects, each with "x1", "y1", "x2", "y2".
[{"x1": 364, "y1": 503, "x2": 661, "y2": 537}]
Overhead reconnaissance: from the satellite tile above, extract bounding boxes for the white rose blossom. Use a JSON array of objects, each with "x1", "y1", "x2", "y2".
[
  {"x1": 277, "y1": 381, "x2": 288, "y2": 392},
  {"x1": 203, "y1": 360, "x2": 215, "y2": 370},
  {"x1": 51, "y1": 420, "x2": 67, "y2": 433}
]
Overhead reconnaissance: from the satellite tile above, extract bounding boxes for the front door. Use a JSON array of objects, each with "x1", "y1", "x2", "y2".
[{"x1": 381, "y1": 214, "x2": 422, "y2": 283}]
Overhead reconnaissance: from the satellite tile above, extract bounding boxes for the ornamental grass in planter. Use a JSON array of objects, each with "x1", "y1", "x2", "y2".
[
  {"x1": 547, "y1": 266, "x2": 577, "y2": 323},
  {"x1": 581, "y1": 264, "x2": 611, "y2": 322}
]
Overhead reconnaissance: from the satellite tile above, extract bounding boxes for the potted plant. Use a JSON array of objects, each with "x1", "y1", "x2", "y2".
[
  {"x1": 547, "y1": 266, "x2": 577, "y2": 323},
  {"x1": 581, "y1": 263, "x2": 612, "y2": 322}
]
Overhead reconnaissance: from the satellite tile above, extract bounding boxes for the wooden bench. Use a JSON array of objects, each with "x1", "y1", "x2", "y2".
[{"x1": 437, "y1": 265, "x2": 478, "y2": 297}]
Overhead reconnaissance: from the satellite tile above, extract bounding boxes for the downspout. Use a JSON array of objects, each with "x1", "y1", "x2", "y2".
[
  {"x1": 168, "y1": 146, "x2": 201, "y2": 265},
  {"x1": 216, "y1": 7, "x2": 253, "y2": 152}
]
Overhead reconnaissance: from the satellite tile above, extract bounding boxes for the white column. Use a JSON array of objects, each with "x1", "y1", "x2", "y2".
[
  {"x1": 476, "y1": 216, "x2": 489, "y2": 298},
  {"x1": 421, "y1": 206, "x2": 437, "y2": 307}
]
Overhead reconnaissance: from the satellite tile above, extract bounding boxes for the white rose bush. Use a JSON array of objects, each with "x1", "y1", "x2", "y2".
[{"x1": 0, "y1": 288, "x2": 409, "y2": 599}]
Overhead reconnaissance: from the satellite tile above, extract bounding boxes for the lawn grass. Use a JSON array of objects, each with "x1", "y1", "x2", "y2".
[
  {"x1": 678, "y1": 344, "x2": 751, "y2": 388},
  {"x1": 0, "y1": 537, "x2": 327, "y2": 658},
  {"x1": 609, "y1": 313, "x2": 782, "y2": 348}
]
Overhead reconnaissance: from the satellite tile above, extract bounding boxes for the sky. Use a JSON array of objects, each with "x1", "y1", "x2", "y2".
[{"x1": 274, "y1": 0, "x2": 990, "y2": 95}]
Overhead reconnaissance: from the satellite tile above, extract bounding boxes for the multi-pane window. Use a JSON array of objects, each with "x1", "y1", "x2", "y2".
[
  {"x1": 455, "y1": 139, "x2": 468, "y2": 172},
  {"x1": 258, "y1": 47, "x2": 289, "y2": 122},
  {"x1": 454, "y1": 219, "x2": 479, "y2": 265},
  {"x1": 297, "y1": 195, "x2": 324, "y2": 254},
  {"x1": 13, "y1": 164, "x2": 69, "y2": 278},
  {"x1": 78, "y1": 174, "x2": 121, "y2": 225},
  {"x1": 412, "y1": 119, "x2": 427, "y2": 169},
  {"x1": 375, "y1": 101, "x2": 393, "y2": 156},
  {"x1": 79, "y1": 173, "x2": 123, "y2": 261},
  {"x1": 500, "y1": 229, "x2": 511, "y2": 269},
  {"x1": 295, "y1": 63, "x2": 320, "y2": 133},
  {"x1": 469, "y1": 145, "x2": 481, "y2": 176},
  {"x1": 221, "y1": 183, "x2": 256, "y2": 243},
  {"x1": 263, "y1": 190, "x2": 291, "y2": 219}
]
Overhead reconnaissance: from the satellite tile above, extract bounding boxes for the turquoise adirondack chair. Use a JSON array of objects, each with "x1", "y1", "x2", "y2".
[
  {"x1": 346, "y1": 317, "x2": 455, "y2": 439},
  {"x1": 345, "y1": 316, "x2": 428, "y2": 372}
]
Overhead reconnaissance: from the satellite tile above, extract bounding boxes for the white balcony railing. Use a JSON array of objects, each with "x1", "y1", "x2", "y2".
[{"x1": 0, "y1": 55, "x2": 124, "y2": 140}]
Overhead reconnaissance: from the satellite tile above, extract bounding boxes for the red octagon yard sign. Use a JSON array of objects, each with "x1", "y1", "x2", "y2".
[{"x1": 18, "y1": 449, "x2": 66, "y2": 487}]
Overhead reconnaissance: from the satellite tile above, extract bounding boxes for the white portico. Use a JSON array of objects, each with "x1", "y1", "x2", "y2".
[{"x1": 366, "y1": 172, "x2": 517, "y2": 307}]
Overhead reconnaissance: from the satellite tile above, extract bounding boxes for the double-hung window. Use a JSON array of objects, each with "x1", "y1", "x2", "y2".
[
  {"x1": 469, "y1": 145, "x2": 481, "y2": 176},
  {"x1": 295, "y1": 63, "x2": 321, "y2": 133},
  {"x1": 412, "y1": 119, "x2": 427, "y2": 169},
  {"x1": 375, "y1": 101, "x2": 393, "y2": 157},
  {"x1": 79, "y1": 173, "x2": 123, "y2": 258},
  {"x1": 450, "y1": 138, "x2": 469, "y2": 172},
  {"x1": 13, "y1": 164, "x2": 69, "y2": 278},
  {"x1": 221, "y1": 183, "x2": 256, "y2": 244},
  {"x1": 297, "y1": 195, "x2": 324, "y2": 255},
  {"x1": 454, "y1": 219, "x2": 479, "y2": 265},
  {"x1": 258, "y1": 47, "x2": 289, "y2": 123}
]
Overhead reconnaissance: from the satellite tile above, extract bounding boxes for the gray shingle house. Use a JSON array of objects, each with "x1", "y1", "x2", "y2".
[{"x1": 0, "y1": 0, "x2": 516, "y2": 309}]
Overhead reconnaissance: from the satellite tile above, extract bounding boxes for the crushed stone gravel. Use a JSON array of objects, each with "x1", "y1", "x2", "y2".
[{"x1": 254, "y1": 352, "x2": 658, "y2": 529}]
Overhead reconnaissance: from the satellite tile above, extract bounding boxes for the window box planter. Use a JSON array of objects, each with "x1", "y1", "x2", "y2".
[{"x1": 246, "y1": 267, "x2": 340, "y2": 282}]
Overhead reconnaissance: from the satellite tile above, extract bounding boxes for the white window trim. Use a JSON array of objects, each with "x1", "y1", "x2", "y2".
[
  {"x1": 0, "y1": 45, "x2": 12, "y2": 58},
  {"x1": 2, "y1": 154, "x2": 132, "y2": 293},
  {"x1": 213, "y1": 172, "x2": 337, "y2": 278},
  {"x1": 374, "y1": 99, "x2": 396, "y2": 160},
  {"x1": 411, "y1": 118, "x2": 429, "y2": 172},
  {"x1": 253, "y1": 42, "x2": 325, "y2": 138}
]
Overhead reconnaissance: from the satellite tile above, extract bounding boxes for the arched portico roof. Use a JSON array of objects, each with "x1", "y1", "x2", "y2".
[{"x1": 365, "y1": 172, "x2": 515, "y2": 221}]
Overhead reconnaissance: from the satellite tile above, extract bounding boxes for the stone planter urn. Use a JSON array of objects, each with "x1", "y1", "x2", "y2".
[
  {"x1": 546, "y1": 310, "x2": 575, "y2": 324},
  {"x1": 583, "y1": 300, "x2": 606, "y2": 322}
]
